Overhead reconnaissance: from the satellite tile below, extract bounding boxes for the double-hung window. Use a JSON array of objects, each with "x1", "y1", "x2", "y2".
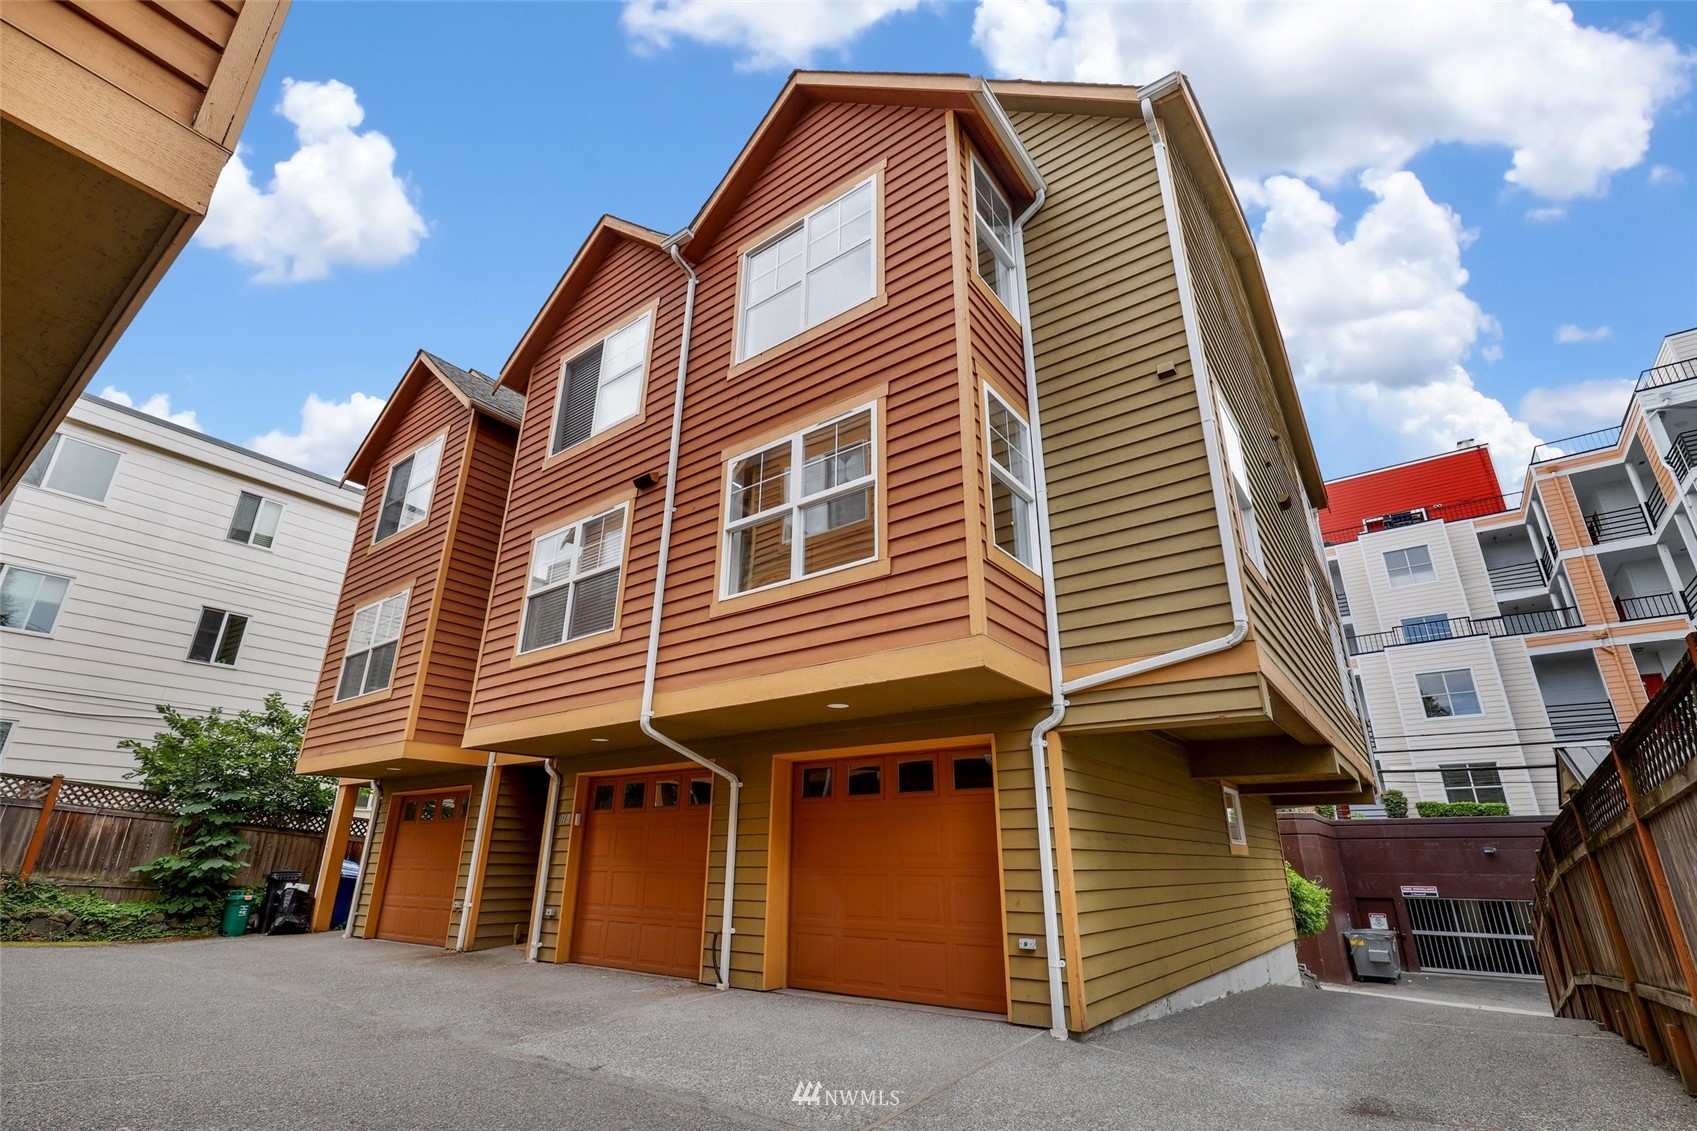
[
  {"x1": 21, "y1": 434, "x2": 120, "y2": 502},
  {"x1": 520, "y1": 505, "x2": 628, "y2": 652},
  {"x1": 724, "y1": 406, "x2": 877, "y2": 596},
  {"x1": 0, "y1": 719, "x2": 15, "y2": 758},
  {"x1": 0, "y1": 565, "x2": 71, "y2": 635},
  {"x1": 1440, "y1": 763, "x2": 1507, "y2": 805},
  {"x1": 972, "y1": 158, "x2": 1019, "y2": 315},
  {"x1": 1417, "y1": 668, "x2": 1482, "y2": 718},
  {"x1": 1214, "y1": 398, "x2": 1263, "y2": 571},
  {"x1": 1384, "y1": 545, "x2": 1435, "y2": 587},
  {"x1": 374, "y1": 437, "x2": 443, "y2": 542},
  {"x1": 739, "y1": 177, "x2": 876, "y2": 361},
  {"x1": 986, "y1": 388, "x2": 1038, "y2": 569},
  {"x1": 336, "y1": 592, "x2": 407, "y2": 700},
  {"x1": 187, "y1": 607, "x2": 248, "y2": 665},
  {"x1": 227, "y1": 492, "x2": 284, "y2": 548},
  {"x1": 553, "y1": 313, "x2": 651, "y2": 453}
]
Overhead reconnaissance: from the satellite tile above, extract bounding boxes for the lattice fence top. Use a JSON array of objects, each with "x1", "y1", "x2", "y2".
[
  {"x1": 0, "y1": 774, "x2": 54, "y2": 803},
  {"x1": 0, "y1": 773, "x2": 353, "y2": 834},
  {"x1": 1620, "y1": 681, "x2": 1696, "y2": 796},
  {"x1": 1575, "y1": 760, "x2": 1628, "y2": 834},
  {"x1": 1547, "y1": 809, "x2": 1582, "y2": 861}
]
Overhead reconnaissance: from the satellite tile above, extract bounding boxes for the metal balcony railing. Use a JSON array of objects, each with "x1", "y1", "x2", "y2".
[
  {"x1": 1636, "y1": 358, "x2": 1697, "y2": 392},
  {"x1": 1616, "y1": 592, "x2": 1685, "y2": 621},
  {"x1": 1545, "y1": 532, "x2": 1559, "y2": 561},
  {"x1": 1584, "y1": 505, "x2": 1651, "y2": 544},
  {"x1": 1486, "y1": 559, "x2": 1546, "y2": 591},
  {"x1": 1647, "y1": 489, "x2": 1667, "y2": 529},
  {"x1": 1319, "y1": 492, "x2": 1520, "y2": 545},
  {"x1": 1531, "y1": 425, "x2": 1623, "y2": 465},
  {"x1": 1543, "y1": 700, "x2": 1620, "y2": 743},
  {"x1": 1346, "y1": 607, "x2": 1582, "y2": 656},
  {"x1": 1335, "y1": 591, "x2": 1351, "y2": 618},
  {"x1": 1666, "y1": 430, "x2": 1697, "y2": 482},
  {"x1": 1685, "y1": 574, "x2": 1697, "y2": 618}
]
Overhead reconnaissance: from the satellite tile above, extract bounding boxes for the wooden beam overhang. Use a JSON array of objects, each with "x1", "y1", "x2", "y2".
[{"x1": 1187, "y1": 738, "x2": 1350, "y2": 784}]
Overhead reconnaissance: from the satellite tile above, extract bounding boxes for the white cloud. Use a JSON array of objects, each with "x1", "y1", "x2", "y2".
[
  {"x1": 196, "y1": 79, "x2": 427, "y2": 283},
  {"x1": 972, "y1": 0, "x2": 1694, "y2": 199},
  {"x1": 1556, "y1": 324, "x2": 1612, "y2": 344},
  {"x1": 1518, "y1": 377, "x2": 1636, "y2": 437},
  {"x1": 1650, "y1": 163, "x2": 1685, "y2": 186},
  {"x1": 621, "y1": 0, "x2": 923, "y2": 69},
  {"x1": 96, "y1": 386, "x2": 201, "y2": 431},
  {"x1": 1525, "y1": 205, "x2": 1567, "y2": 223},
  {"x1": 248, "y1": 392, "x2": 386, "y2": 476}
]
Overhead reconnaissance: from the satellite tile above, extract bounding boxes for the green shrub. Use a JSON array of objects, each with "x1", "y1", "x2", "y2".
[
  {"x1": 1285, "y1": 862, "x2": 1331, "y2": 937},
  {"x1": 1314, "y1": 804, "x2": 1337, "y2": 819},
  {"x1": 1414, "y1": 801, "x2": 1510, "y2": 817},
  {"x1": 0, "y1": 875, "x2": 207, "y2": 942},
  {"x1": 1381, "y1": 790, "x2": 1409, "y2": 819}
]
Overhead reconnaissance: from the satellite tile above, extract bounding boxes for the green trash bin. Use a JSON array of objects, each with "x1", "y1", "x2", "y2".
[{"x1": 221, "y1": 891, "x2": 254, "y2": 937}]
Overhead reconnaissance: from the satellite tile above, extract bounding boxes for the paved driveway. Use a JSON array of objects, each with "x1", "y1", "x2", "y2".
[{"x1": 2, "y1": 935, "x2": 1689, "y2": 1130}]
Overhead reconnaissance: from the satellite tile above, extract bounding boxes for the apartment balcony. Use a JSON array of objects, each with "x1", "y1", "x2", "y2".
[
  {"x1": 1544, "y1": 701, "x2": 1620, "y2": 744},
  {"x1": 1637, "y1": 358, "x2": 1697, "y2": 393},
  {"x1": 1666, "y1": 430, "x2": 1697, "y2": 482},
  {"x1": 1531, "y1": 425, "x2": 1622, "y2": 465},
  {"x1": 1584, "y1": 505, "x2": 1652, "y2": 545},
  {"x1": 1335, "y1": 590, "x2": 1351, "y2": 618},
  {"x1": 1486, "y1": 559, "x2": 1546, "y2": 592},
  {"x1": 1347, "y1": 607, "x2": 1583, "y2": 656},
  {"x1": 1615, "y1": 592, "x2": 1686, "y2": 622}
]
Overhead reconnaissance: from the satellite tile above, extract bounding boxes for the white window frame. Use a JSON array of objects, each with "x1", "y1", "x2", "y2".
[
  {"x1": 0, "y1": 718, "x2": 16, "y2": 759},
  {"x1": 518, "y1": 504, "x2": 629, "y2": 654},
  {"x1": 1416, "y1": 667, "x2": 1484, "y2": 719},
  {"x1": 985, "y1": 386, "x2": 1039, "y2": 570},
  {"x1": 227, "y1": 491, "x2": 285, "y2": 549},
  {"x1": 1384, "y1": 545, "x2": 1436, "y2": 588},
  {"x1": 335, "y1": 591, "x2": 409, "y2": 702},
  {"x1": 1214, "y1": 396, "x2": 1263, "y2": 572},
  {"x1": 1221, "y1": 783, "x2": 1248, "y2": 852},
  {"x1": 550, "y1": 312, "x2": 652, "y2": 455},
  {"x1": 0, "y1": 564, "x2": 73, "y2": 636},
  {"x1": 736, "y1": 175, "x2": 878, "y2": 363},
  {"x1": 20, "y1": 433, "x2": 122, "y2": 504},
  {"x1": 372, "y1": 436, "x2": 445, "y2": 544},
  {"x1": 721, "y1": 403, "x2": 879, "y2": 598},
  {"x1": 186, "y1": 607, "x2": 250, "y2": 667},
  {"x1": 971, "y1": 156, "x2": 1020, "y2": 318},
  {"x1": 1439, "y1": 762, "x2": 1508, "y2": 806}
]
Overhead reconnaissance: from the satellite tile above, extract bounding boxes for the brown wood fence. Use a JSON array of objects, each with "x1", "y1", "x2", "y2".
[
  {"x1": 0, "y1": 774, "x2": 367, "y2": 903},
  {"x1": 1535, "y1": 635, "x2": 1697, "y2": 1095}
]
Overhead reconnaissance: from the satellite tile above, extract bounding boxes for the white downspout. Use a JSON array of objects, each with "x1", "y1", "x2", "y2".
[
  {"x1": 343, "y1": 781, "x2": 381, "y2": 939},
  {"x1": 642, "y1": 232, "x2": 742, "y2": 991},
  {"x1": 526, "y1": 758, "x2": 562, "y2": 961},
  {"x1": 455, "y1": 752, "x2": 499, "y2": 952}
]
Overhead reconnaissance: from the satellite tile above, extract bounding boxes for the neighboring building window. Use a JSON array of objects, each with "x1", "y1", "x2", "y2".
[
  {"x1": 724, "y1": 405, "x2": 876, "y2": 596},
  {"x1": 1440, "y1": 762, "x2": 1507, "y2": 805},
  {"x1": 0, "y1": 565, "x2": 71, "y2": 635},
  {"x1": 520, "y1": 505, "x2": 628, "y2": 652},
  {"x1": 1401, "y1": 614, "x2": 1453, "y2": 644},
  {"x1": 0, "y1": 718, "x2": 14, "y2": 757},
  {"x1": 20, "y1": 434, "x2": 121, "y2": 502},
  {"x1": 985, "y1": 388, "x2": 1038, "y2": 568},
  {"x1": 227, "y1": 492, "x2": 284, "y2": 548},
  {"x1": 373, "y1": 437, "x2": 444, "y2": 542},
  {"x1": 1384, "y1": 545, "x2": 1436, "y2": 587},
  {"x1": 187, "y1": 607, "x2": 248, "y2": 666},
  {"x1": 336, "y1": 592, "x2": 408, "y2": 700},
  {"x1": 1221, "y1": 783, "x2": 1248, "y2": 852},
  {"x1": 972, "y1": 158, "x2": 1018, "y2": 315},
  {"x1": 1417, "y1": 668, "x2": 1483, "y2": 718},
  {"x1": 1214, "y1": 398, "x2": 1263, "y2": 570},
  {"x1": 552, "y1": 313, "x2": 651, "y2": 453},
  {"x1": 739, "y1": 177, "x2": 876, "y2": 361}
]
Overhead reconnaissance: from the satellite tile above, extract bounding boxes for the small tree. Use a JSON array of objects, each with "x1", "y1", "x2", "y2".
[
  {"x1": 1381, "y1": 789, "x2": 1409, "y2": 819},
  {"x1": 124, "y1": 696, "x2": 330, "y2": 919},
  {"x1": 1285, "y1": 862, "x2": 1331, "y2": 937},
  {"x1": 1314, "y1": 803, "x2": 1337, "y2": 819}
]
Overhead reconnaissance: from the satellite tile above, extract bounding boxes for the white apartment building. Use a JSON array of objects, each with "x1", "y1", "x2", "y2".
[
  {"x1": 1326, "y1": 328, "x2": 1697, "y2": 815},
  {"x1": 0, "y1": 396, "x2": 361, "y2": 785}
]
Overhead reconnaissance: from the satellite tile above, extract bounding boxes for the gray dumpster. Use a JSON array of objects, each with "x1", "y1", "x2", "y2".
[{"x1": 1344, "y1": 928, "x2": 1402, "y2": 982}]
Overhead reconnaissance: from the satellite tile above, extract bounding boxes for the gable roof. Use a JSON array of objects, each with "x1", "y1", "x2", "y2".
[
  {"x1": 499, "y1": 216, "x2": 668, "y2": 393},
  {"x1": 343, "y1": 351, "x2": 525, "y2": 486}
]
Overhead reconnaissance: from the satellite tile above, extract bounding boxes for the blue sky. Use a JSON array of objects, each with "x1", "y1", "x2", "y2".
[{"x1": 99, "y1": 1, "x2": 1696, "y2": 488}]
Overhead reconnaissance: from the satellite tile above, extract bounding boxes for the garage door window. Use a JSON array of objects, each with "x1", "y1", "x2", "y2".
[
  {"x1": 953, "y1": 755, "x2": 993, "y2": 790},
  {"x1": 847, "y1": 764, "x2": 881, "y2": 797},
  {"x1": 656, "y1": 781, "x2": 679, "y2": 807},
  {"x1": 623, "y1": 782, "x2": 646, "y2": 809},
  {"x1": 689, "y1": 779, "x2": 712, "y2": 805},
  {"x1": 801, "y1": 766, "x2": 833, "y2": 798},
  {"x1": 593, "y1": 784, "x2": 615, "y2": 810},
  {"x1": 898, "y1": 758, "x2": 935, "y2": 793}
]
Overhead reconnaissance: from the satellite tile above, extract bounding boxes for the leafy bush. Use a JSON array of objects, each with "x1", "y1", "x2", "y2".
[
  {"x1": 1414, "y1": 801, "x2": 1510, "y2": 817},
  {"x1": 0, "y1": 876, "x2": 206, "y2": 942},
  {"x1": 1314, "y1": 804, "x2": 1337, "y2": 819},
  {"x1": 1381, "y1": 790, "x2": 1409, "y2": 819},
  {"x1": 1285, "y1": 862, "x2": 1331, "y2": 937},
  {"x1": 123, "y1": 695, "x2": 329, "y2": 920}
]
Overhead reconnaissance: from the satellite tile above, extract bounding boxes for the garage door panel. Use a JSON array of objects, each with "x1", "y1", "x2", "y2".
[
  {"x1": 894, "y1": 876, "x2": 946, "y2": 925},
  {"x1": 376, "y1": 788, "x2": 471, "y2": 947}
]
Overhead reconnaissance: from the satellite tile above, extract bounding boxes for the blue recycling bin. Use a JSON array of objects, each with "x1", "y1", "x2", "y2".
[{"x1": 330, "y1": 857, "x2": 360, "y2": 929}]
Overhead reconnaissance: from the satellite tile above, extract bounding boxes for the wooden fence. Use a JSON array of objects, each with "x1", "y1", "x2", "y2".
[
  {"x1": 0, "y1": 774, "x2": 367, "y2": 903},
  {"x1": 1535, "y1": 635, "x2": 1697, "y2": 1095}
]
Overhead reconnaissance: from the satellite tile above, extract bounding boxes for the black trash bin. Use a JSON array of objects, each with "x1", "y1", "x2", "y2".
[
  {"x1": 258, "y1": 870, "x2": 309, "y2": 935},
  {"x1": 262, "y1": 884, "x2": 314, "y2": 935}
]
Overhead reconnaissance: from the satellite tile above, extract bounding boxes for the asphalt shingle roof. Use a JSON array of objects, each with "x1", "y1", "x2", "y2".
[{"x1": 422, "y1": 351, "x2": 525, "y2": 426}]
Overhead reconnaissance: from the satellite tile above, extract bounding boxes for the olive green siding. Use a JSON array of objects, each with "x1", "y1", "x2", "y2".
[
  {"x1": 468, "y1": 766, "x2": 547, "y2": 951},
  {"x1": 346, "y1": 768, "x2": 485, "y2": 942}
]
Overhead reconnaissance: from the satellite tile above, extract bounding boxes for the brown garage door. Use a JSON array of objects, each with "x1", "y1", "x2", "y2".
[
  {"x1": 789, "y1": 750, "x2": 1005, "y2": 1012},
  {"x1": 570, "y1": 770, "x2": 712, "y2": 979},
  {"x1": 377, "y1": 788, "x2": 471, "y2": 946}
]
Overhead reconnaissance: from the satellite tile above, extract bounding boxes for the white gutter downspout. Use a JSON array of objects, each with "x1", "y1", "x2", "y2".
[
  {"x1": 455, "y1": 751, "x2": 500, "y2": 951},
  {"x1": 526, "y1": 758, "x2": 562, "y2": 961},
  {"x1": 642, "y1": 231, "x2": 742, "y2": 991},
  {"x1": 343, "y1": 781, "x2": 382, "y2": 939}
]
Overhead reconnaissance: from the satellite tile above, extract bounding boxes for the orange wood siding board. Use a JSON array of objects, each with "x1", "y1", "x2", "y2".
[
  {"x1": 299, "y1": 378, "x2": 472, "y2": 760},
  {"x1": 5, "y1": 0, "x2": 203, "y2": 125},
  {"x1": 62, "y1": 1, "x2": 221, "y2": 90},
  {"x1": 469, "y1": 100, "x2": 976, "y2": 736}
]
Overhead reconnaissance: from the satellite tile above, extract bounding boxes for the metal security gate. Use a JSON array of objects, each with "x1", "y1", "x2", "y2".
[{"x1": 1405, "y1": 897, "x2": 1540, "y2": 977}]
